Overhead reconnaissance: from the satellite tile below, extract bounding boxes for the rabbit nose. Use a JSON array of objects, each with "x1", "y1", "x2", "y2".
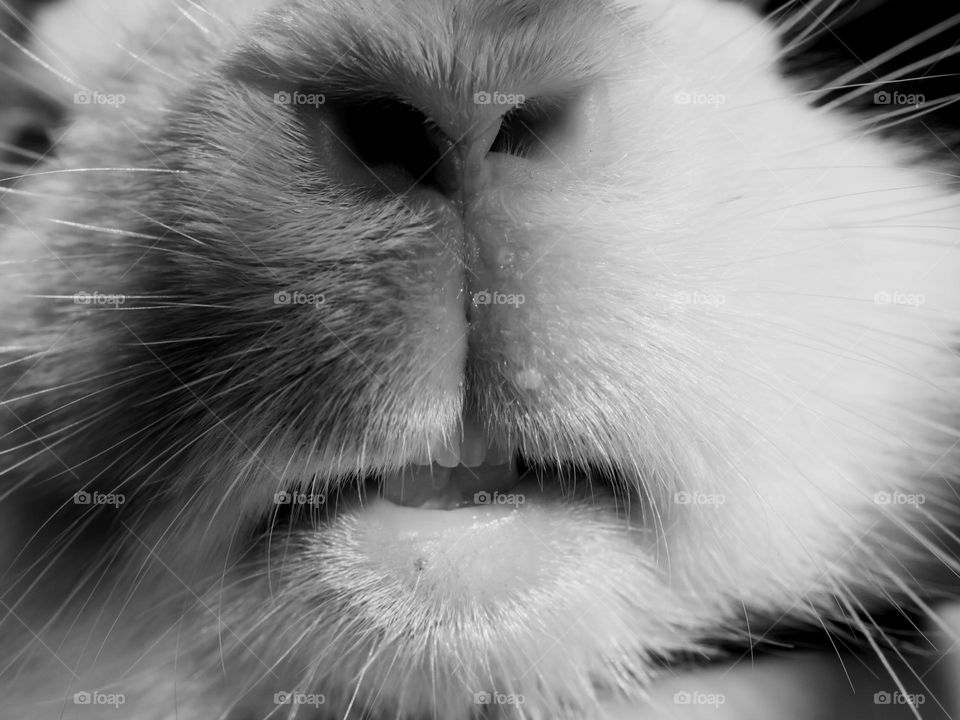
[
  {"x1": 299, "y1": 86, "x2": 607, "y2": 205},
  {"x1": 426, "y1": 116, "x2": 505, "y2": 204},
  {"x1": 298, "y1": 95, "x2": 508, "y2": 203}
]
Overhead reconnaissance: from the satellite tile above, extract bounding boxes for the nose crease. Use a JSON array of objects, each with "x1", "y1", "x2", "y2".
[
  {"x1": 428, "y1": 116, "x2": 506, "y2": 205},
  {"x1": 459, "y1": 119, "x2": 505, "y2": 203}
]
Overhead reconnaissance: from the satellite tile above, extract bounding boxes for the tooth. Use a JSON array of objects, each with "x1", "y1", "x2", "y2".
[
  {"x1": 433, "y1": 435, "x2": 461, "y2": 468},
  {"x1": 484, "y1": 435, "x2": 513, "y2": 466},
  {"x1": 460, "y1": 413, "x2": 486, "y2": 468},
  {"x1": 413, "y1": 414, "x2": 514, "y2": 471},
  {"x1": 382, "y1": 465, "x2": 453, "y2": 507}
]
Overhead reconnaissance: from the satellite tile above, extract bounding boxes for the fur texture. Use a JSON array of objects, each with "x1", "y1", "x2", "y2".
[{"x1": 2, "y1": 0, "x2": 960, "y2": 718}]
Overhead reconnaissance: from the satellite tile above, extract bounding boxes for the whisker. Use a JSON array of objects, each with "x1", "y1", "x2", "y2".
[
  {"x1": 0, "y1": 166, "x2": 186, "y2": 184},
  {"x1": 0, "y1": 24, "x2": 87, "y2": 91}
]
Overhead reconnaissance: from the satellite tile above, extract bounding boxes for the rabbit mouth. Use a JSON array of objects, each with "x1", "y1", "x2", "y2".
[
  {"x1": 265, "y1": 446, "x2": 634, "y2": 533},
  {"x1": 260, "y1": 401, "x2": 640, "y2": 524},
  {"x1": 371, "y1": 414, "x2": 637, "y2": 512}
]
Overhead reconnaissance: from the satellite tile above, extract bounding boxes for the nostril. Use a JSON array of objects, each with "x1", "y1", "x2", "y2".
[
  {"x1": 291, "y1": 88, "x2": 592, "y2": 199},
  {"x1": 489, "y1": 94, "x2": 583, "y2": 159},
  {"x1": 296, "y1": 93, "x2": 450, "y2": 196},
  {"x1": 333, "y1": 97, "x2": 444, "y2": 189}
]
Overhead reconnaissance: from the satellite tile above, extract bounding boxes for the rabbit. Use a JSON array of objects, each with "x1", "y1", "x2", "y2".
[{"x1": 2, "y1": 0, "x2": 960, "y2": 718}]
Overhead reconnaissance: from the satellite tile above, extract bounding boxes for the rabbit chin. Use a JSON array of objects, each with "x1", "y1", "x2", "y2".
[{"x1": 3, "y1": 0, "x2": 960, "y2": 719}]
